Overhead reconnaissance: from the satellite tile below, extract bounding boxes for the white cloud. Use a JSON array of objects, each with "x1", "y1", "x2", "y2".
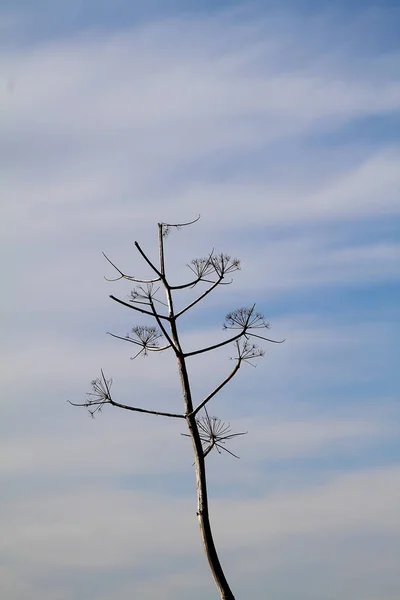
[
  {"x1": 2, "y1": 13, "x2": 399, "y2": 240},
  {"x1": 0, "y1": 408, "x2": 390, "y2": 480},
  {"x1": 2, "y1": 465, "x2": 400, "y2": 598}
]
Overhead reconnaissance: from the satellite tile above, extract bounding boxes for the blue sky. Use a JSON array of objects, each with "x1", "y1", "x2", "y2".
[{"x1": 1, "y1": 1, "x2": 399, "y2": 599}]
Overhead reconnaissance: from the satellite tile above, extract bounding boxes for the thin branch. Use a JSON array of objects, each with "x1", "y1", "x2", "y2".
[
  {"x1": 148, "y1": 297, "x2": 177, "y2": 350},
  {"x1": 169, "y1": 276, "x2": 204, "y2": 290},
  {"x1": 109, "y1": 295, "x2": 170, "y2": 320},
  {"x1": 170, "y1": 276, "x2": 233, "y2": 290},
  {"x1": 184, "y1": 330, "x2": 245, "y2": 358},
  {"x1": 161, "y1": 214, "x2": 201, "y2": 229},
  {"x1": 161, "y1": 214, "x2": 201, "y2": 238},
  {"x1": 69, "y1": 369, "x2": 184, "y2": 419},
  {"x1": 247, "y1": 332, "x2": 285, "y2": 343},
  {"x1": 134, "y1": 241, "x2": 162, "y2": 278},
  {"x1": 69, "y1": 398, "x2": 185, "y2": 419},
  {"x1": 102, "y1": 369, "x2": 184, "y2": 418},
  {"x1": 190, "y1": 358, "x2": 242, "y2": 417},
  {"x1": 206, "y1": 444, "x2": 244, "y2": 460},
  {"x1": 194, "y1": 278, "x2": 233, "y2": 286},
  {"x1": 175, "y1": 275, "x2": 224, "y2": 318},
  {"x1": 107, "y1": 332, "x2": 171, "y2": 352},
  {"x1": 108, "y1": 399, "x2": 184, "y2": 418},
  {"x1": 127, "y1": 299, "x2": 152, "y2": 306},
  {"x1": 129, "y1": 347, "x2": 147, "y2": 360},
  {"x1": 102, "y1": 252, "x2": 160, "y2": 283},
  {"x1": 158, "y1": 222, "x2": 166, "y2": 277}
]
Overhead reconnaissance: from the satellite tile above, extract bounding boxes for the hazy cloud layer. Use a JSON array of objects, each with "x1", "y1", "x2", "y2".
[{"x1": 1, "y1": 2, "x2": 399, "y2": 599}]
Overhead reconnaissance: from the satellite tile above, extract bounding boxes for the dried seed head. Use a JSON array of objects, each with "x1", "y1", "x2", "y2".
[
  {"x1": 196, "y1": 408, "x2": 247, "y2": 459},
  {"x1": 224, "y1": 306, "x2": 269, "y2": 330}
]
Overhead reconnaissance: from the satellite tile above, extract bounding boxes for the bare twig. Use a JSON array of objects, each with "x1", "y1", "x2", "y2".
[
  {"x1": 134, "y1": 241, "x2": 163, "y2": 278},
  {"x1": 184, "y1": 330, "x2": 245, "y2": 357},
  {"x1": 109, "y1": 294, "x2": 170, "y2": 320},
  {"x1": 69, "y1": 370, "x2": 184, "y2": 419},
  {"x1": 246, "y1": 331, "x2": 285, "y2": 343},
  {"x1": 107, "y1": 328, "x2": 171, "y2": 356},
  {"x1": 148, "y1": 297, "x2": 178, "y2": 351},
  {"x1": 190, "y1": 356, "x2": 242, "y2": 417},
  {"x1": 175, "y1": 275, "x2": 224, "y2": 318},
  {"x1": 161, "y1": 214, "x2": 201, "y2": 238},
  {"x1": 102, "y1": 252, "x2": 161, "y2": 283}
]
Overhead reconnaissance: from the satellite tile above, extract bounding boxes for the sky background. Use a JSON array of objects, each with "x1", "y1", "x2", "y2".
[{"x1": 1, "y1": 1, "x2": 399, "y2": 599}]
